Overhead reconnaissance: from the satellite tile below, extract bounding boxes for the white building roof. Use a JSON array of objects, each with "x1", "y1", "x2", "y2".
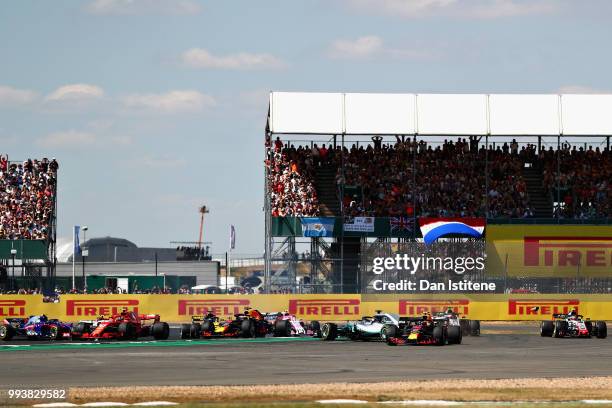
[{"x1": 267, "y1": 92, "x2": 612, "y2": 136}]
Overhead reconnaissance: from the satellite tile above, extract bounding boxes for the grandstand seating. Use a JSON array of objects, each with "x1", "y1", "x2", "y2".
[
  {"x1": 266, "y1": 138, "x2": 610, "y2": 219},
  {"x1": 0, "y1": 157, "x2": 58, "y2": 240}
]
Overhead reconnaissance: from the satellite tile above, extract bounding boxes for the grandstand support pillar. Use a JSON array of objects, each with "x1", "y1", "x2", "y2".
[
  {"x1": 556, "y1": 134, "x2": 561, "y2": 219},
  {"x1": 412, "y1": 135, "x2": 417, "y2": 239},
  {"x1": 288, "y1": 236, "x2": 296, "y2": 293},
  {"x1": 264, "y1": 131, "x2": 272, "y2": 294},
  {"x1": 485, "y1": 134, "x2": 489, "y2": 218},
  {"x1": 538, "y1": 136, "x2": 542, "y2": 153},
  {"x1": 607, "y1": 136, "x2": 610, "y2": 150},
  {"x1": 310, "y1": 237, "x2": 318, "y2": 291},
  {"x1": 340, "y1": 133, "x2": 345, "y2": 293}
]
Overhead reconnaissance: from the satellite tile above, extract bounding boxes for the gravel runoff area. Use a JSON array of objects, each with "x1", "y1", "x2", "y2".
[{"x1": 63, "y1": 377, "x2": 612, "y2": 404}]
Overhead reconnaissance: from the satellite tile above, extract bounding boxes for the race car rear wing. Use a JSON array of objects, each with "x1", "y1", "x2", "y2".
[{"x1": 552, "y1": 313, "x2": 586, "y2": 320}]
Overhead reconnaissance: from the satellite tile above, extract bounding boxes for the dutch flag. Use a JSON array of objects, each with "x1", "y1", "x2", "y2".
[{"x1": 418, "y1": 218, "x2": 485, "y2": 245}]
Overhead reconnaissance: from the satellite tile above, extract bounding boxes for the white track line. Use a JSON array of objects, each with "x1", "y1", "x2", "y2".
[
  {"x1": 380, "y1": 402, "x2": 461, "y2": 406},
  {"x1": 33, "y1": 403, "x2": 177, "y2": 408},
  {"x1": 316, "y1": 399, "x2": 369, "y2": 404},
  {"x1": 32, "y1": 404, "x2": 77, "y2": 408}
]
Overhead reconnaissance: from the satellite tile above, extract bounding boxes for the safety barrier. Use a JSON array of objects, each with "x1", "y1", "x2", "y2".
[{"x1": 1, "y1": 294, "x2": 612, "y2": 322}]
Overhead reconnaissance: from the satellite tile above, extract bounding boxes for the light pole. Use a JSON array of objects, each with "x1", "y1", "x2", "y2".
[
  {"x1": 10, "y1": 249, "x2": 17, "y2": 291},
  {"x1": 82, "y1": 226, "x2": 88, "y2": 293}
]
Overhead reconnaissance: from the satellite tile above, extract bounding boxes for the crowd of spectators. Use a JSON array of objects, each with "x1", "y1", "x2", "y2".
[
  {"x1": 267, "y1": 136, "x2": 611, "y2": 219},
  {"x1": 267, "y1": 137, "x2": 546, "y2": 218},
  {"x1": 176, "y1": 246, "x2": 211, "y2": 260},
  {"x1": 0, "y1": 156, "x2": 58, "y2": 240},
  {"x1": 265, "y1": 138, "x2": 319, "y2": 216},
  {"x1": 542, "y1": 144, "x2": 610, "y2": 218}
]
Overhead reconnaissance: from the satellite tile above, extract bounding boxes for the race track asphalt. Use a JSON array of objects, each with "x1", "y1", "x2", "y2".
[{"x1": 1, "y1": 324, "x2": 611, "y2": 388}]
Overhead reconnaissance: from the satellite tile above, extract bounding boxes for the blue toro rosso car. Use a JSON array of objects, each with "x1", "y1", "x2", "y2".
[{"x1": 0, "y1": 315, "x2": 72, "y2": 341}]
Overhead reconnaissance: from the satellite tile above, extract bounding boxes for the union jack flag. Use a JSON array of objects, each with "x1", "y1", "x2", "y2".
[{"x1": 390, "y1": 217, "x2": 414, "y2": 233}]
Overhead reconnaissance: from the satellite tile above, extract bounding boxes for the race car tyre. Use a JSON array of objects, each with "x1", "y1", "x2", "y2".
[
  {"x1": 460, "y1": 319, "x2": 471, "y2": 336},
  {"x1": 553, "y1": 320, "x2": 568, "y2": 338},
  {"x1": 585, "y1": 320, "x2": 593, "y2": 335},
  {"x1": 201, "y1": 320, "x2": 214, "y2": 335},
  {"x1": 190, "y1": 323, "x2": 202, "y2": 339},
  {"x1": 274, "y1": 319, "x2": 292, "y2": 337},
  {"x1": 0, "y1": 324, "x2": 15, "y2": 341},
  {"x1": 447, "y1": 325, "x2": 462, "y2": 344},
  {"x1": 118, "y1": 322, "x2": 137, "y2": 340},
  {"x1": 49, "y1": 325, "x2": 60, "y2": 340},
  {"x1": 469, "y1": 320, "x2": 481, "y2": 336},
  {"x1": 310, "y1": 321, "x2": 321, "y2": 338},
  {"x1": 241, "y1": 319, "x2": 255, "y2": 338},
  {"x1": 180, "y1": 324, "x2": 191, "y2": 339},
  {"x1": 433, "y1": 326, "x2": 446, "y2": 346},
  {"x1": 381, "y1": 324, "x2": 397, "y2": 341},
  {"x1": 540, "y1": 321, "x2": 554, "y2": 337},
  {"x1": 321, "y1": 323, "x2": 338, "y2": 341},
  {"x1": 152, "y1": 322, "x2": 170, "y2": 340},
  {"x1": 72, "y1": 322, "x2": 85, "y2": 336},
  {"x1": 595, "y1": 321, "x2": 607, "y2": 339}
]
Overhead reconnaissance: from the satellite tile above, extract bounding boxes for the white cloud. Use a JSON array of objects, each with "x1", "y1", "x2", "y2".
[
  {"x1": 46, "y1": 84, "x2": 105, "y2": 102},
  {"x1": 328, "y1": 35, "x2": 437, "y2": 60},
  {"x1": 557, "y1": 85, "x2": 608, "y2": 94},
  {"x1": 0, "y1": 85, "x2": 38, "y2": 106},
  {"x1": 328, "y1": 36, "x2": 384, "y2": 59},
  {"x1": 467, "y1": 0, "x2": 557, "y2": 18},
  {"x1": 36, "y1": 131, "x2": 97, "y2": 148},
  {"x1": 86, "y1": 0, "x2": 201, "y2": 15},
  {"x1": 181, "y1": 48, "x2": 286, "y2": 70},
  {"x1": 122, "y1": 90, "x2": 216, "y2": 113},
  {"x1": 345, "y1": 0, "x2": 558, "y2": 19}
]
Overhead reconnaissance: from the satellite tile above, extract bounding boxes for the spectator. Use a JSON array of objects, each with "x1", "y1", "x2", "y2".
[{"x1": 0, "y1": 156, "x2": 58, "y2": 239}]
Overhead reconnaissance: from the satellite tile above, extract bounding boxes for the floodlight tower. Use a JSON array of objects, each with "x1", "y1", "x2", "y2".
[{"x1": 197, "y1": 205, "x2": 209, "y2": 250}]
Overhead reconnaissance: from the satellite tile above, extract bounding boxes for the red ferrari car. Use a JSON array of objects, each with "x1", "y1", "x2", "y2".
[{"x1": 71, "y1": 310, "x2": 170, "y2": 340}]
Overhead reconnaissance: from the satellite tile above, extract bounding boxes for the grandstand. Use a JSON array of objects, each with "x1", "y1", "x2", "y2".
[
  {"x1": 263, "y1": 93, "x2": 611, "y2": 294},
  {"x1": 0, "y1": 156, "x2": 58, "y2": 292}
]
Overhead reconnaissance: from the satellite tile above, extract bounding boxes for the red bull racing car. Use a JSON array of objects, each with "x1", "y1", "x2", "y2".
[
  {"x1": 181, "y1": 308, "x2": 272, "y2": 339},
  {"x1": 385, "y1": 313, "x2": 462, "y2": 346},
  {"x1": 539, "y1": 309, "x2": 607, "y2": 339},
  {"x1": 71, "y1": 310, "x2": 170, "y2": 340}
]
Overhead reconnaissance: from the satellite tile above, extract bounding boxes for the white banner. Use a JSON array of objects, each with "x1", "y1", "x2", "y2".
[{"x1": 344, "y1": 217, "x2": 375, "y2": 232}]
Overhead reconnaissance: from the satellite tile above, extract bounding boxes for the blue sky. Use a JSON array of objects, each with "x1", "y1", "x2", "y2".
[{"x1": 1, "y1": 0, "x2": 611, "y2": 254}]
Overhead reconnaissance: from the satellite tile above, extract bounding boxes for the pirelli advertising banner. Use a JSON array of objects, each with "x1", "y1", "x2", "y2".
[
  {"x1": 486, "y1": 225, "x2": 612, "y2": 278},
  {"x1": 1, "y1": 294, "x2": 612, "y2": 321}
]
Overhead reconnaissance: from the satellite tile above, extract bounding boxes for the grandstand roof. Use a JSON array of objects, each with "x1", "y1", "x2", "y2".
[{"x1": 267, "y1": 92, "x2": 612, "y2": 136}]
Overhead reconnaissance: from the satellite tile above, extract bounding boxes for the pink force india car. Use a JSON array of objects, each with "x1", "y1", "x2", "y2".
[{"x1": 264, "y1": 311, "x2": 321, "y2": 337}]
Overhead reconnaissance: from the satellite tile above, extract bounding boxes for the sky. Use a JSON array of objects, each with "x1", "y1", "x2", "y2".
[{"x1": 1, "y1": 0, "x2": 611, "y2": 256}]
